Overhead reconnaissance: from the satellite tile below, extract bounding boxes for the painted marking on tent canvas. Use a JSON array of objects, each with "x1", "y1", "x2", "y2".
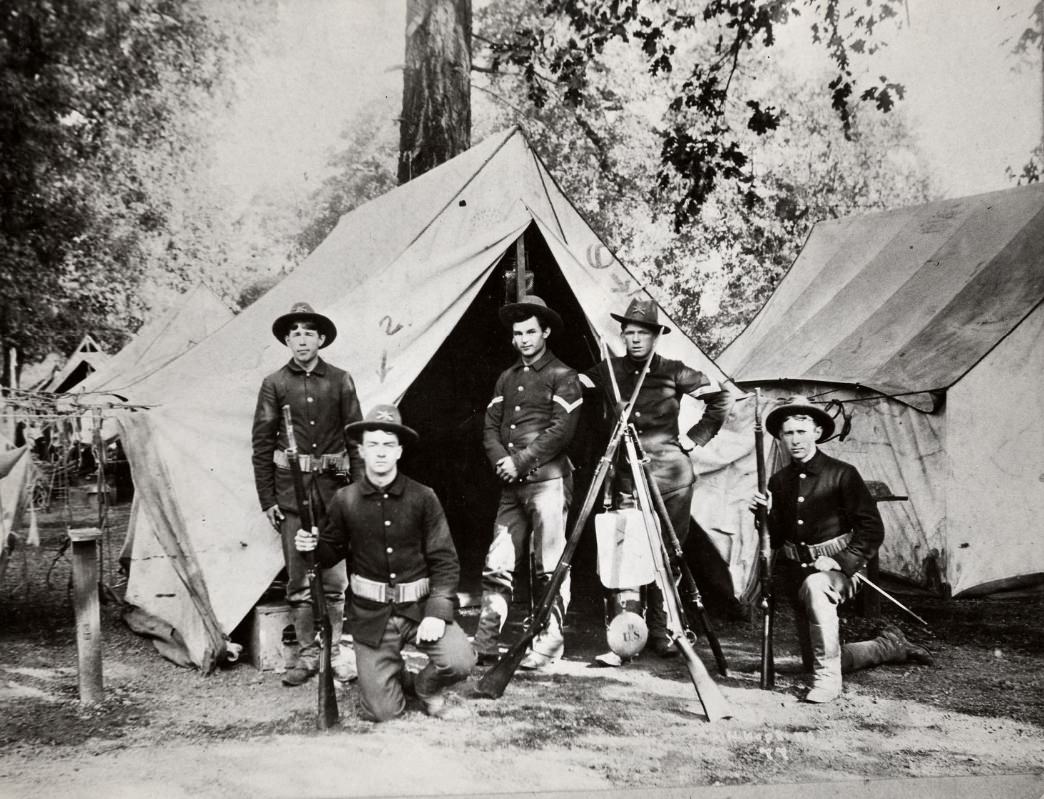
[
  {"x1": 380, "y1": 316, "x2": 404, "y2": 335},
  {"x1": 377, "y1": 352, "x2": 392, "y2": 383},
  {"x1": 586, "y1": 243, "x2": 613, "y2": 269},
  {"x1": 609, "y1": 272, "x2": 632, "y2": 294}
]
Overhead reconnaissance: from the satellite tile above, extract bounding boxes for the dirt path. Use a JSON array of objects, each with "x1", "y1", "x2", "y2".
[{"x1": 2, "y1": 506, "x2": 1043, "y2": 798}]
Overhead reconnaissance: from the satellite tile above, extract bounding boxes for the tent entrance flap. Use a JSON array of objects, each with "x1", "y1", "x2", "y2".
[{"x1": 398, "y1": 224, "x2": 604, "y2": 595}]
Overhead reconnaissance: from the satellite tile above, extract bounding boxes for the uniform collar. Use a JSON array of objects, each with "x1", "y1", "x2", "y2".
[
  {"x1": 287, "y1": 356, "x2": 328, "y2": 376},
  {"x1": 791, "y1": 449, "x2": 824, "y2": 475},
  {"x1": 361, "y1": 472, "x2": 405, "y2": 496},
  {"x1": 512, "y1": 348, "x2": 555, "y2": 372},
  {"x1": 620, "y1": 353, "x2": 660, "y2": 372}
]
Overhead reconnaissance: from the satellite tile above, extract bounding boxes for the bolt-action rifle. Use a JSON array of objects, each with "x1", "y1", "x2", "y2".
[
  {"x1": 625, "y1": 426, "x2": 731, "y2": 721},
  {"x1": 282, "y1": 404, "x2": 339, "y2": 729},
  {"x1": 593, "y1": 335, "x2": 728, "y2": 677},
  {"x1": 475, "y1": 347, "x2": 656, "y2": 699}
]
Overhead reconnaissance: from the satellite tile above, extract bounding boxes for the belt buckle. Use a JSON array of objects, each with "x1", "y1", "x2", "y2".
[
  {"x1": 384, "y1": 584, "x2": 397, "y2": 603},
  {"x1": 797, "y1": 543, "x2": 815, "y2": 564}
]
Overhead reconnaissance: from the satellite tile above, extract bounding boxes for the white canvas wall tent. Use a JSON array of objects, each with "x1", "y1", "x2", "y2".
[
  {"x1": 68, "y1": 283, "x2": 236, "y2": 574},
  {"x1": 44, "y1": 334, "x2": 109, "y2": 393},
  {"x1": 112, "y1": 127, "x2": 750, "y2": 671},
  {"x1": 76, "y1": 283, "x2": 235, "y2": 400},
  {"x1": 718, "y1": 182, "x2": 1044, "y2": 599}
]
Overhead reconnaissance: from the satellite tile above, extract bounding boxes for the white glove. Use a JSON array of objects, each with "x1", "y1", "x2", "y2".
[{"x1": 295, "y1": 526, "x2": 318, "y2": 552}]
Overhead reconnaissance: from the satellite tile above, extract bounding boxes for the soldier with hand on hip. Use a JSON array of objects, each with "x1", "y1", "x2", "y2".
[{"x1": 580, "y1": 298, "x2": 734, "y2": 666}]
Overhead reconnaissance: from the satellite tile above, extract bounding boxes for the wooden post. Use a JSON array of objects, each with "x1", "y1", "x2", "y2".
[{"x1": 70, "y1": 527, "x2": 103, "y2": 704}]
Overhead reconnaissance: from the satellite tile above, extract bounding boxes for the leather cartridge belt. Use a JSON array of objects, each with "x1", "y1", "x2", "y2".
[
  {"x1": 351, "y1": 574, "x2": 430, "y2": 604},
  {"x1": 782, "y1": 532, "x2": 853, "y2": 564},
  {"x1": 273, "y1": 449, "x2": 347, "y2": 474}
]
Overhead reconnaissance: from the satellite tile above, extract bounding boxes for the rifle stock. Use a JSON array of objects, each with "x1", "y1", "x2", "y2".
[
  {"x1": 475, "y1": 348, "x2": 656, "y2": 699},
  {"x1": 754, "y1": 390, "x2": 775, "y2": 690},
  {"x1": 282, "y1": 405, "x2": 339, "y2": 729},
  {"x1": 625, "y1": 428, "x2": 731, "y2": 722}
]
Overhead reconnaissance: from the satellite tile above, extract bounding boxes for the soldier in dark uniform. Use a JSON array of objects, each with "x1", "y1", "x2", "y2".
[
  {"x1": 296, "y1": 405, "x2": 475, "y2": 721},
  {"x1": 580, "y1": 298, "x2": 734, "y2": 665},
  {"x1": 756, "y1": 397, "x2": 932, "y2": 703},
  {"x1": 472, "y1": 296, "x2": 583, "y2": 670},
  {"x1": 251, "y1": 302, "x2": 363, "y2": 686}
]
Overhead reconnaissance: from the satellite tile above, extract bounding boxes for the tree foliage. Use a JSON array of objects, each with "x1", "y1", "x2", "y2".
[
  {"x1": 1006, "y1": 0, "x2": 1042, "y2": 184},
  {"x1": 0, "y1": 0, "x2": 252, "y2": 380},
  {"x1": 473, "y1": 0, "x2": 934, "y2": 355},
  {"x1": 476, "y1": 0, "x2": 906, "y2": 230}
]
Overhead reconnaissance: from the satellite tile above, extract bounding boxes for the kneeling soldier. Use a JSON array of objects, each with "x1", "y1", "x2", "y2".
[
  {"x1": 296, "y1": 405, "x2": 475, "y2": 721},
  {"x1": 755, "y1": 397, "x2": 932, "y2": 703}
]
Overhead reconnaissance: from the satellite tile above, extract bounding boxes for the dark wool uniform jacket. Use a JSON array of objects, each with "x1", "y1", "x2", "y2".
[
  {"x1": 482, "y1": 349, "x2": 582, "y2": 482},
  {"x1": 581, "y1": 354, "x2": 733, "y2": 492},
  {"x1": 316, "y1": 473, "x2": 461, "y2": 648},
  {"x1": 251, "y1": 357, "x2": 364, "y2": 514},
  {"x1": 767, "y1": 450, "x2": 885, "y2": 577}
]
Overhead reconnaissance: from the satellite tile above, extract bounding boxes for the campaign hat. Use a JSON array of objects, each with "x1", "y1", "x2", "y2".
[
  {"x1": 344, "y1": 404, "x2": 419, "y2": 445},
  {"x1": 765, "y1": 396, "x2": 835, "y2": 442},
  {"x1": 498, "y1": 295, "x2": 563, "y2": 333},
  {"x1": 272, "y1": 302, "x2": 336, "y2": 347},
  {"x1": 610, "y1": 297, "x2": 671, "y2": 334}
]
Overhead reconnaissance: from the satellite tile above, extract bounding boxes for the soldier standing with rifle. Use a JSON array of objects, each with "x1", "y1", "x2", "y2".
[
  {"x1": 752, "y1": 397, "x2": 933, "y2": 703},
  {"x1": 251, "y1": 302, "x2": 362, "y2": 687},
  {"x1": 579, "y1": 298, "x2": 734, "y2": 666},
  {"x1": 473, "y1": 295, "x2": 583, "y2": 671}
]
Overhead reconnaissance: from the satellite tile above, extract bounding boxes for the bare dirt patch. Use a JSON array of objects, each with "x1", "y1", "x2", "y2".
[{"x1": 1, "y1": 499, "x2": 1042, "y2": 797}]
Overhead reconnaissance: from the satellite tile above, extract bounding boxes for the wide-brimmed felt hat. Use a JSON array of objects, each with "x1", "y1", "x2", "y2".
[
  {"x1": 344, "y1": 404, "x2": 419, "y2": 445},
  {"x1": 610, "y1": 297, "x2": 671, "y2": 334},
  {"x1": 765, "y1": 396, "x2": 835, "y2": 442},
  {"x1": 498, "y1": 294, "x2": 563, "y2": 333},
  {"x1": 272, "y1": 302, "x2": 337, "y2": 347}
]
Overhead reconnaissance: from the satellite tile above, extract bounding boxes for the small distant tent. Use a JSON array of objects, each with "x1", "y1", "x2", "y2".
[
  {"x1": 718, "y1": 183, "x2": 1044, "y2": 598},
  {"x1": 44, "y1": 334, "x2": 109, "y2": 393},
  {"x1": 112, "y1": 128, "x2": 749, "y2": 670},
  {"x1": 77, "y1": 283, "x2": 234, "y2": 398}
]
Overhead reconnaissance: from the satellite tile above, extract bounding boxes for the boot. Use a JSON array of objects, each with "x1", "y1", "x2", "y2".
[
  {"x1": 805, "y1": 622, "x2": 842, "y2": 703},
  {"x1": 519, "y1": 613, "x2": 564, "y2": 670},
  {"x1": 842, "y1": 623, "x2": 934, "y2": 672},
  {"x1": 645, "y1": 583, "x2": 679, "y2": 658},
  {"x1": 283, "y1": 604, "x2": 318, "y2": 687},
  {"x1": 473, "y1": 591, "x2": 510, "y2": 664}
]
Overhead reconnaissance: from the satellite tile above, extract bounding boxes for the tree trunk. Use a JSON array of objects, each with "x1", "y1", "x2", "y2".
[{"x1": 398, "y1": 0, "x2": 472, "y2": 184}]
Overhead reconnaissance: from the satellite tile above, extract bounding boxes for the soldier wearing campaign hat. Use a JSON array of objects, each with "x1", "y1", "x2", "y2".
[
  {"x1": 753, "y1": 396, "x2": 932, "y2": 703},
  {"x1": 296, "y1": 405, "x2": 475, "y2": 721},
  {"x1": 472, "y1": 295, "x2": 583, "y2": 671},
  {"x1": 251, "y1": 302, "x2": 363, "y2": 687},
  {"x1": 581, "y1": 297, "x2": 735, "y2": 666}
]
